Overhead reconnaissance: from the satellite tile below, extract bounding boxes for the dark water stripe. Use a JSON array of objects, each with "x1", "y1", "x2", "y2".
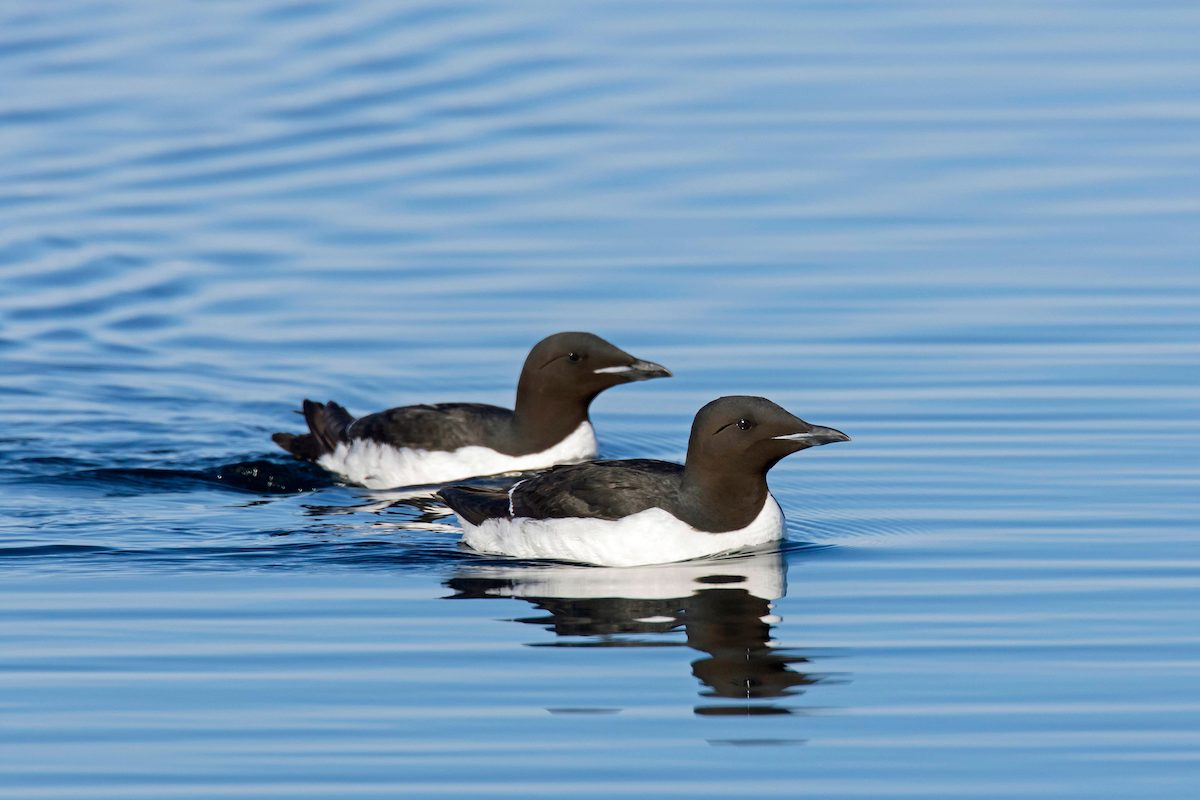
[{"x1": 27, "y1": 460, "x2": 336, "y2": 495}]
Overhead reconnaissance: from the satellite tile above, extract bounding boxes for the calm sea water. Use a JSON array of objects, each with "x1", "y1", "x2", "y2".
[{"x1": 2, "y1": 1, "x2": 1199, "y2": 797}]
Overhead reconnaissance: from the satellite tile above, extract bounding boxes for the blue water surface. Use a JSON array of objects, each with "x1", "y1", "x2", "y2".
[{"x1": 2, "y1": 1, "x2": 1199, "y2": 798}]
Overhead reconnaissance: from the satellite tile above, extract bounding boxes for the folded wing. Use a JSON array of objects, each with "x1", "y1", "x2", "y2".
[
  {"x1": 349, "y1": 403, "x2": 514, "y2": 451},
  {"x1": 508, "y1": 459, "x2": 685, "y2": 521}
]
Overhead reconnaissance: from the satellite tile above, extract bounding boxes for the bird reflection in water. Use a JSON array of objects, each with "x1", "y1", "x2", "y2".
[{"x1": 445, "y1": 549, "x2": 831, "y2": 716}]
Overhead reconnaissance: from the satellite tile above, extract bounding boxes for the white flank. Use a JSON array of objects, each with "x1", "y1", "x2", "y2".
[
  {"x1": 459, "y1": 494, "x2": 786, "y2": 567},
  {"x1": 452, "y1": 549, "x2": 785, "y2": 602},
  {"x1": 316, "y1": 421, "x2": 597, "y2": 489}
]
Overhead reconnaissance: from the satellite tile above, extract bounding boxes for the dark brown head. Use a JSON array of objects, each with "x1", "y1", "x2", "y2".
[
  {"x1": 685, "y1": 396, "x2": 850, "y2": 479},
  {"x1": 517, "y1": 331, "x2": 670, "y2": 404},
  {"x1": 512, "y1": 332, "x2": 670, "y2": 441}
]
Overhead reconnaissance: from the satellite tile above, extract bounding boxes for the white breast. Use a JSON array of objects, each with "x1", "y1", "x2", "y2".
[
  {"x1": 316, "y1": 421, "x2": 597, "y2": 489},
  {"x1": 458, "y1": 494, "x2": 786, "y2": 567}
]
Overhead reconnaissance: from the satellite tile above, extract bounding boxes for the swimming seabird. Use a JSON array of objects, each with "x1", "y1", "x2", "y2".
[
  {"x1": 438, "y1": 396, "x2": 849, "y2": 566},
  {"x1": 272, "y1": 331, "x2": 670, "y2": 489}
]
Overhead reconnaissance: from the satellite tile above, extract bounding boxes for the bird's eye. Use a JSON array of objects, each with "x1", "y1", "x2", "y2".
[
  {"x1": 567, "y1": 352, "x2": 581, "y2": 362},
  {"x1": 736, "y1": 418, "x2": 752, "y2": 431}
]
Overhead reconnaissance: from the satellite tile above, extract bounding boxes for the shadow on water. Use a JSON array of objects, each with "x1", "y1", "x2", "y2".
[
  {"x1": 444, "y1": 548, "x2": 841, "y2": 717},
  {"x1": 46, "y1": 456, "x2": 337, "y2": 494}
]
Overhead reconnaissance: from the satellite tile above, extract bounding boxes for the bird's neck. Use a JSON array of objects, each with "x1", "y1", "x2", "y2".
[
  {"x1": 678, "y1": 462, "x2": 771, "y2": 532},
  {"x1": 511, "y1": 380, "x2": 593, "y2": 453}
]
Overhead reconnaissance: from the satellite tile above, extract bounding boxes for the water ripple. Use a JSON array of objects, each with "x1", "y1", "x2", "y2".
[{"x1": 1, "y1": 0, "x2": 1199, "y2": 797}]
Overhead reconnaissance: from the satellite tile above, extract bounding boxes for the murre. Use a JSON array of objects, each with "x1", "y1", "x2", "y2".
[
  {"x1": 437, "y1": 396, "x2": 849, "y2": 566},
  {"x1": 272, "y1": 332, "x2": 670, "y2": 489}
]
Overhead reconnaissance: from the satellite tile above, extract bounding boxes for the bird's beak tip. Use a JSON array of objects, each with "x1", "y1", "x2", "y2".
[{"x1": 772, "y1": 425, "x2": 850, "y2": 446}]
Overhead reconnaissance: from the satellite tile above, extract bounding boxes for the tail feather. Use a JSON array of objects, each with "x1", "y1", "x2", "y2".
[
  {"x1": 438, "y1": 486, "x2": 512, "y2": 526},
  {"x1": 272, "y1": 399, "x2": 355, "y2": 461},
  {"x1": 303, "y1": 399, "x2": 354, "y2": 453},
  {"x1": 271, "y1": 432, "x2": 323, "y2": 461}
]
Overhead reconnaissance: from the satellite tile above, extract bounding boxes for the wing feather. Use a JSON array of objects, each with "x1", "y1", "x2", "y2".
[
  {"x1": 350, "y1": 403, "x2": 513, "y2": 451},
  {"x1": 437, "y1": 486, "x2": 512, "y2": 525},
  {"x1": 510, "y1": 460, "x2": 683, "y2": 521}
]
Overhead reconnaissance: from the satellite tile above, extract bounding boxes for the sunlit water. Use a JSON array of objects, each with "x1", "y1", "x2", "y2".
[{"x1": 2, "y1": 1, "x2": 1199, "y2": 797}]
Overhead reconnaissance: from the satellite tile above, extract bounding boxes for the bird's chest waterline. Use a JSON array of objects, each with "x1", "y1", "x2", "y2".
[
  {"x1": 460, "y1": 495, "x2": 785, "y2": 567},
  {"x1": 317, "y1": 422, "x2": 597, "y2": 489}
]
